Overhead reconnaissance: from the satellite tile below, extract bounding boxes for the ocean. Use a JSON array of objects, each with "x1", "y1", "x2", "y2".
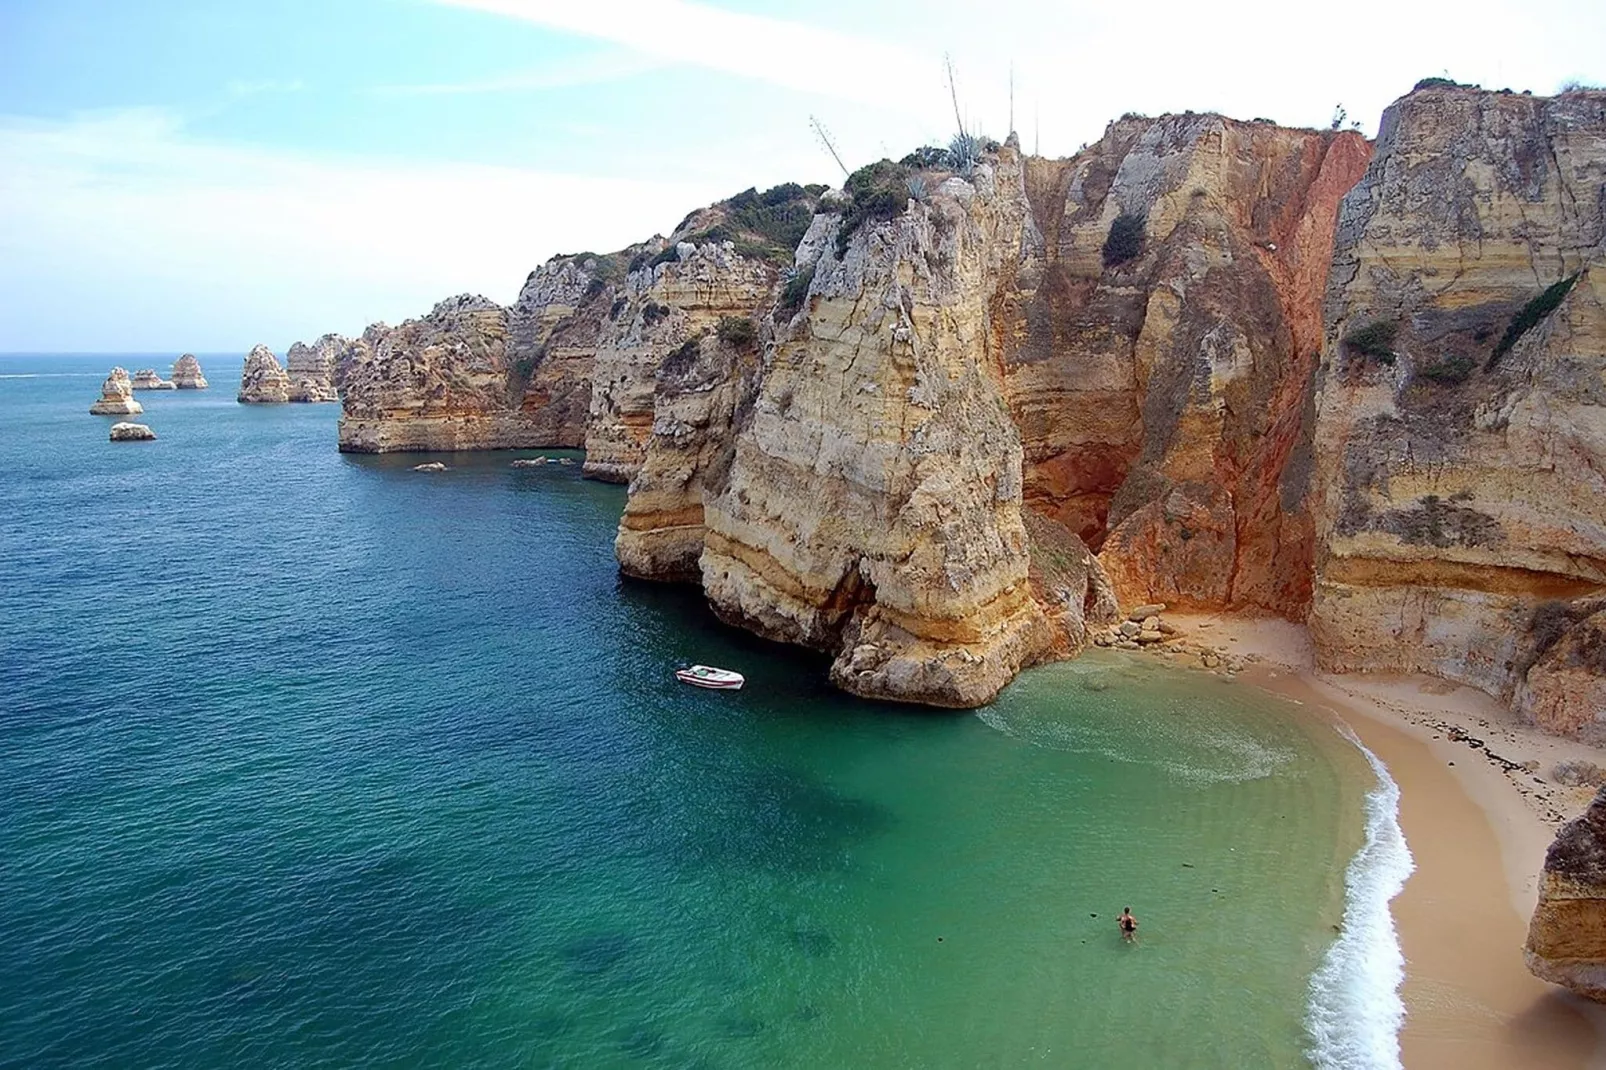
[{"x1": 0, "y1": 354, "x2": 1405, "y2": 1068}]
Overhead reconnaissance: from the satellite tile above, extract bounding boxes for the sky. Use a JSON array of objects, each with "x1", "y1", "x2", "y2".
[{"x1": 1, "y1": 0, "x2": 1602, "y2": 352}]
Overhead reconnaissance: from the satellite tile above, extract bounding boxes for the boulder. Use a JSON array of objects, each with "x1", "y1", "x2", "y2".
[
  {"x1": 1128, "y1": 604, "x2": 1168, "y2": 621},
  {"x1": 171, "y1": 354, "x2": 209, "y2": 389},
  {"x1": 1118, "y1": 620, "x2": 1142, "y2": 638},
  {"x1": 1527, "y1": 788, "x2": 1606, "y2": 999},
  {"x1": 412, "y1": 462, "x2": 448, "y2": 472},
  {"x1": 89, "y1": 367, "x2": 143, "y2": 415},
  {"x1": 109, "y1": 422, "x2": 155, "y2": 441}
]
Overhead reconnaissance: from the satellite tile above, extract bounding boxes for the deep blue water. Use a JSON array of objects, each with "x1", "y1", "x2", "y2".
[{"x1": 1, "y1": 355, "x2": 1370, "y2": 1068}]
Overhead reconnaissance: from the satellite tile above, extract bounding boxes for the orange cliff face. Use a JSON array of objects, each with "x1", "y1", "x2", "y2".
[{"x1": 1000, "y1": 117, "x2": 1372, "y2": 617}]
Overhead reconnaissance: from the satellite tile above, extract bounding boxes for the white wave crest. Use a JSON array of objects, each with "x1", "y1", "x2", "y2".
[{"x1": 1305, "y1": 728, "x2": 1414, "y2": 1069}]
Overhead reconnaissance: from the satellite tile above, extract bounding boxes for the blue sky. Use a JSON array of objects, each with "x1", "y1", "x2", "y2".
[{"x1": 2, "y1": 0, "x2": 1602, "y2": 352}]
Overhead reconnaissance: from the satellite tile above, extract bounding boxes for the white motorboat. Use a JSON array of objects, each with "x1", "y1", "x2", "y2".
[{"x1": 675, "y1": 664, "x2": 745, "y2": 690}]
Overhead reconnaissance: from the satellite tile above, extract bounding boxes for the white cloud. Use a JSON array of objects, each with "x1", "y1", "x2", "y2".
[
  {"x1": 0, "y1": 109, "x2": 720, "y2": 351},
  {"x1": 432, "y1": 0, "x2": 944, "y2": 114},
  {"x1": 370, "y1": 49, "x2": 668, "y2": 96}
]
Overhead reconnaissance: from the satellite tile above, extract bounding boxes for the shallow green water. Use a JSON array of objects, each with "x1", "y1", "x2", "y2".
[{"x1": 1, "y1": 355, "x2": 1374, "y2": 1067}]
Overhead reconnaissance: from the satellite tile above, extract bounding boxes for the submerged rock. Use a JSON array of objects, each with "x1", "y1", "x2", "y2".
[
  {"x1": 1527, "y1": 788, "x2": 1606, "y2": 999},
  {"x1": 89, "y1": 367, "x2": 143, "y2": 415},
  {"x1": 237, "y1": 345, "x2": 291, "y2": 403},
  {"x1": 109, "y1": 422, "x2": 155, "y2": 441},
  {"x1": 412, "y1": 462, "x2": 448, "y2": 472},
  {"x1": 171, "y1": 354, "x2": 209, "y2": 389}
]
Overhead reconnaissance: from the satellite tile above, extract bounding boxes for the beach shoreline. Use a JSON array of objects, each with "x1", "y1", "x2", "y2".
[{"x1": 1144, "y1": 613, "x2": 1606, "y2": 1068}]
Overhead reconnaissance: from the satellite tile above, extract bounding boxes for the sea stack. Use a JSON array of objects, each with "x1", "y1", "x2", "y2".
[
  {"x1": 238, "y1": 344, "x2": 291, "y2": 403},
  {"x1": 1526, "y1": 787, "x2": 1606, "y2": 1000},
  {"x1": 171, "y1": 354, "x2": 209, "y2": 389},
  {"x1": 89, "y1": 367, "x2": 143, "y2": 415},
  {"x1": 130, "y1": 368, "x2": 176, "y2": 390},
  {"x1": 286, "y1": 334, "x2": 347, "y2": 402}
]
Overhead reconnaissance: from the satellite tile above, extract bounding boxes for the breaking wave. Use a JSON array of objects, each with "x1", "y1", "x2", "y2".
[{"x1": 1304, "y1": 728, "x2": 1413, "y2": 1069}]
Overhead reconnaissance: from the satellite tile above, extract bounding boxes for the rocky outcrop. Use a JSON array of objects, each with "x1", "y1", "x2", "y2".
[
  {"x1": 695, "y1": 143, "x2": 1078, "y2": 707},
  {"x1": 1527, "y1": 787, "x2": 1606, "y2": 999},
  {"x1": 1001, "y1": 116, "x2": 1371, "y2": 615},
  {"x1": 337, "y1": 296, "x2": 521, "y2": 451},
  {"x1": 130, "y1": 368, "x2": 175, "y2": 390},
  {"x1": 237, "y1": 345, "x2": 291, "y2": 403},
  {"x1": 336, "y1": 251, "x2": 643, "y2": 453},
  {"x1": 109, "y1": 422, "x2": 155, "y2": 441},
  {"x1": 585, "y1": 242, "x2": 778, "y2": 483},
  {"x1": 89, "y1": 367, "x2": 143, "y2": 415},
  {"x1": 1309, "y1": 85, "x2": 1606, "y2": 735},
  {"x1": 285, "y1": 334, "x2": 347, "y2": 402},
  {"x1": 171, "y1": 354, "x2": 208, "y2": 389},
  {"x1": 615, "y1": 328, "x2": 762, "y2": 581}
]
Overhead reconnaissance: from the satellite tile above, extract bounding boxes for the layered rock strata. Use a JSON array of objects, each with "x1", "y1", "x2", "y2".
[
  {"x1": 338, "y1": 296, "x2": 520, "y2": 451},
  {"x1": 584, "y1": 242, "x2": 779, "y2": 483},
  {"x1": 285, "y1": 334, "x2": 347, "y2": 402},
  {"x1": 171, "y1": 354, "x2": 208, "y2": 389},
  {"x1": 1002, "y1": 117, "x2": 1371, "y2": 615},
  {"x1": 1527, "y1": 787, "x2": 1606, "y2": 999},
  {"x1": 238, "y1": 345, "x2": 291, "y2": 403},
  {"x1": 696, "y1": 143, "x2": 1099, "y2": 707},
  {"x1": 130, "y1": 368, "x2": 175, "y2": 390},
  {"x1": 337, "y1": 251, "x2": 644, "y2": 452},
  {"x1": 89, "y1": 367, "x2": 142, "y2": 415},
  {"x1": 1309, "y1": 85, "x2": 1606, "y2": 736}
]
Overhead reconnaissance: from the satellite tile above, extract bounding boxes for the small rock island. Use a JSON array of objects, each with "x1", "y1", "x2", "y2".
[
  {"x1": 238, "y1": 345, "x2": 291, "y2": 403},
  {"x1": 89, "y1": 367, "x2": 144, "y2": 416}
]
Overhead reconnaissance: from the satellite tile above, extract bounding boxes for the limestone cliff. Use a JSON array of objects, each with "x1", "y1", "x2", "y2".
[
  {"x1": 130, "y1": 368, "x2": 175, "y2": 390},
  {"x1": 695, "y1": 144, "x2": 1110, "y2": 707},
  {"x1": 238, "y1": 345, "x2": 291, "y2": 404},
  {"x1": 1002, "y1": 116, "x2": 1371, "y2": 615},
  {"x1": 285, "y1": 334, "x2": 347, "y2": 402},
  {"x1": 90, "y1": 367, "x2": 143, "y2": 415},
  {"x1": 337, "y1": 296, "x2": 520, "y2": 451},
  {"x1": 584, "y1": 242, "x2": 778, "y2": 483},
  {"x1": 335, "y1": 251, "x2": 642, "y2": 452},
  {"x1": 1309, "y1": 85, "x2": 1606, "y2": 735},
  {"x1": 1527, "y1": 787, "x2": 1606, "y2": 999},
  {"x1": 171, "y1": 354, "x2": 208, "y2": 389}
]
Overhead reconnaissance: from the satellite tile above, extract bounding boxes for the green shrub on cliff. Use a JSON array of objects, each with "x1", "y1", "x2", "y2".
[
  {"x1": 835, "y1": 160, "x2": 913, "y2": 257},
  {"x1": 1418, "y1": 352, "x2": 1474, "y2": 384},
  {"x1": 1413, "y1": 76, "x2": 1475, "y2": 91},
  {"x1": 716, "y1": 315, "x2": 758, "y2": 350},
  {"x1": 1488, "y1": 273, "x2": 1579, "y2": 367},
  {"x1": 1101, "y1": 211, "x2": 1146, "y2": 268},
  {"x1": 1342, "y1": 320, "x2": 1399, "y2": 364},
  {"x1": 674, "y1": 183, "x2": 824, "y2": 266},
  {"x1": 777, "y1": 265, "x2": 815, "y2": 315}
]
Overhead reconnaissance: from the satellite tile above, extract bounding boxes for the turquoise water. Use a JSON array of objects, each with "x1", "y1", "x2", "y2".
[{"x1": 1, "y1": 355, "x2": 1374, "y2": 1068}]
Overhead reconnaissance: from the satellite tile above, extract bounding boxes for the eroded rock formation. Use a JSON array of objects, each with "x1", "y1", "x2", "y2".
[
  {"x1": 238, "y1": 345, "x2": 291, "y2": 403},
  {"x1": 1309, "y1": 85, "x2": 1606, "y2": 736},
  {"x1": 171, "y1": 354, "x2": 208, "y2": 389},
  {"x1": 1002, "y1": 117, "x2": 1371, "y2": 615},
  {"x1": 109, "y1": 422, "x2": 156, "y2": 441},
  {"x1": 585, "y1": 242, "x2": 779, "y2": 483},
  {"x1": 130, "y1": 368, "x2": 175, "y2": 390},
  {"x1": 90, "y1": 367, "x2": 142, "y2": 415},
  {"x1": 1527, "y1": 787, "x2": 1606, "y2": 999},
  {"x1": 285, "y1": 334, "x2": 347, "y2": 402}
]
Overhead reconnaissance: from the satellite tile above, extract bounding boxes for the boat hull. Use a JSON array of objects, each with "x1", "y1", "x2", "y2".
[{"x1": 675, "y1": 666, "x2": 744, "y2": 690}]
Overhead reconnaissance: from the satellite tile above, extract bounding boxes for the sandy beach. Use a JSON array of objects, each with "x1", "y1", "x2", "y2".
[{"x1": 1148, "y1": 614, "x2": 1606, "y2": 1069}]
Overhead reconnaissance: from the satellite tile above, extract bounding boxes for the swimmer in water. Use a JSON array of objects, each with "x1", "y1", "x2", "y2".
[{"x1": 1118, "y1": 907, "x2": 1138, "y2": 942}]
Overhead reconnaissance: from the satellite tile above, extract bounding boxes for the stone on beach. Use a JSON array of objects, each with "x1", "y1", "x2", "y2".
[{"x1": 1527, "y1": 787, "x2": 1606, "y2": 1000}]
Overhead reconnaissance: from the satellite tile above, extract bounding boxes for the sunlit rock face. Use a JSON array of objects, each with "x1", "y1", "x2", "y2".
[
  {"x1": 1308, "y1": 85, "x2": 1606, "y2": 736},
  {"x1": 237, "y1": 345, "x2": 291, "y2": 404}
]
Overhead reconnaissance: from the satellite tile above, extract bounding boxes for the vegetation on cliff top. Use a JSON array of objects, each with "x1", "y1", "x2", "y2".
[
  {"x1": 1488, "y1": 273, "x2": 1580, "y2": 367},
  {"x1": 835, "y1": 159, "x2": 913, "y2": 256},
  {"x1": 660, "y1": 183, "x2": 827, "y2": 267}
]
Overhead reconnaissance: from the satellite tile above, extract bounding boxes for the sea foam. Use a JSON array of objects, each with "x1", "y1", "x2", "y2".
[{"x1": 1304, "y1": 729, "x2": 1414, "y2": 1069}]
